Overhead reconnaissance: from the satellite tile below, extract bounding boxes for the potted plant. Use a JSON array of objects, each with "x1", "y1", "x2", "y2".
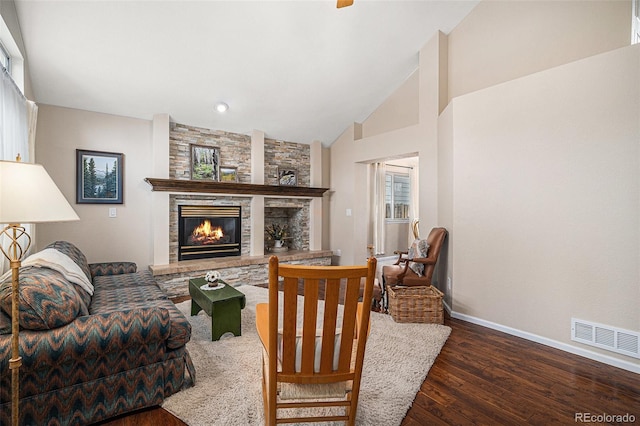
[{"x1": 266, "y1": 223, "x2": 288, "y2": 248}]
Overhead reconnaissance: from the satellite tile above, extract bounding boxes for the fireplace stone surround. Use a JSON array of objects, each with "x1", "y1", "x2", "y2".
[{"x1": 148, "y1": 121, "x2": 330, "y2": 298}]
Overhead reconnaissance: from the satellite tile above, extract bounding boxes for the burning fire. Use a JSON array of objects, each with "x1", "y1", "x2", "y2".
[{"x1": 191, "y1": 220, "x2": 224, "y2": 244}]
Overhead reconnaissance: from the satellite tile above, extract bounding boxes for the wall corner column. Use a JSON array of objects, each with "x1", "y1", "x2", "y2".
[
  {"x1": 251, "y1": 130, "x2": 265, "y2": 256},
  {"x1": 151, "y1": 113, "x2": 170, "y2": 265},
  {"x1": 310, "y1": 140, "x2": 323, "y2": 250}
]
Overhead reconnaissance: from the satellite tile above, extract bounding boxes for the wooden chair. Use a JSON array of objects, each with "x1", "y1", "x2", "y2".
[{"x1": 256, "y1": 256, "x2": 377, "y2": 425}]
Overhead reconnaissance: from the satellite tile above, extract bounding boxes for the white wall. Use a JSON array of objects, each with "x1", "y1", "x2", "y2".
[
  {"x1": 450, "y1": 45, "x2": 640, "y2": 364},
  {"x1": 35, "y1": 105, "x2": 155, "y2": 268}
]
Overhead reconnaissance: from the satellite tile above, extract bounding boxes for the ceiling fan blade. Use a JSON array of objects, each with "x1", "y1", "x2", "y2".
[{"x1": 337, "y1": 0, "x2": 354, "y2": 8}]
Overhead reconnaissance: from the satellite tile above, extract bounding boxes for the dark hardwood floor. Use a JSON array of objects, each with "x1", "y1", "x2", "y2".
[{"x1": 98, "y1": 310, "x2": 639, "y2": 426}]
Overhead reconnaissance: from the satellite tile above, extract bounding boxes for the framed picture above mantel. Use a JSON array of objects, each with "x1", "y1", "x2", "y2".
[
  {"x1": 76, "y1": 149, "x2": 123, "y2": 204},
  {"x1": 220, "y1": 166, "x2": 238, "y2": 182},
  {"x1": 277, "y1": 168, "x2": 297, "y2": 186},
  {"x1": 190, "y1": 144, "x2": 220, "y2": 181}
]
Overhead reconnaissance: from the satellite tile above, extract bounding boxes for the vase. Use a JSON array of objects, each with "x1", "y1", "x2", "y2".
[{"x1": 274, "y1": 239, "x2": 284, "y2": 248}]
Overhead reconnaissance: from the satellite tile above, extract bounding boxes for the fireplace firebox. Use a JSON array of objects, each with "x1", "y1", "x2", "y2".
[{"x1": 178, "y1": 205, "x2": 241, "y2": 261}]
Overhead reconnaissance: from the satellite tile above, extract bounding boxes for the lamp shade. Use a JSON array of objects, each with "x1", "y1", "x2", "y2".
[{"x1": 0, "y1": 160, "x2": 79, "y2": 224}]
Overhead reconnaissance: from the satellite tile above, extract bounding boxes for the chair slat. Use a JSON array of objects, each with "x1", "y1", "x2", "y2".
[
  {"x1": 281, "y1": 276, "x2": 298, "y2": 374},
  {"x1": 301, "y1": 278, "x2": 319, "y2": 374},
  {"x1": 337, "y1": 277, "x2": 360, "y2": 371},
  {"x1": 320, "y1": 278, "x2": 340, "y2": 373}
]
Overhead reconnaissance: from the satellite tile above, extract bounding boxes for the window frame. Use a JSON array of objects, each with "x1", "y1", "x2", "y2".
[
  {"x1": 633, "y1": 0, "x2": 640, "y2": 44},
  {"x1": 0, "y1": 41, "x2": 10, "y2": 74},
  {"x1": 385, "y1": 171, "x2": 411, "y2": 223}
]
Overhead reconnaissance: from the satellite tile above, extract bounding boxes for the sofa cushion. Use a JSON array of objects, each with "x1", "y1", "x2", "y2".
[
  {"x1": 0, "y1": 267, "x2": 84, "y2": 330},
  {"x1": 89, "y1": 262, "x2": 137, "y2": 278},
  {"x1": 91, "y1": 270, "x2": 165, "y2": 294},
  {"x1": 90, "y1": 271, "x2": 190, "y2": 349}
]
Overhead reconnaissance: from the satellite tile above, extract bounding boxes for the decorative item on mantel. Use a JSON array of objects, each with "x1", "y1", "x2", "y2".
[
  {"x1": 266, "y1": 223, "x2": 289, "y2": 252},
  {"x1": 201, "y1": 270, "x2": 224, "y2": 290}
]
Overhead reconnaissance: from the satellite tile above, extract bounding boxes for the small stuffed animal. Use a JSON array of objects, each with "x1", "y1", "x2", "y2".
[{"x1": 205, "y1": 270, "x2": 221, "y2": 284}]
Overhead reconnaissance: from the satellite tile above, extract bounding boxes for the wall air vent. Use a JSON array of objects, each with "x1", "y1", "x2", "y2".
[{"x1": 571, "y1": 318, "x2": 640, "y2": 359}]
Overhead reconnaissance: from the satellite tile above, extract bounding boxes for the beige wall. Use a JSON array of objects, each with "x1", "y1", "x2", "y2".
[
  {"x1": 361, "y1": 70, "x2": 419, "y2": 139},
  {"x1": 449, "y1": 45, "x2": 639, "y2": 365},
  {"x1": 448, "y1": 0, "x2": 631, "y2": 101},
  {"x1": 328, "y1": 0, "x2": 637, "y2": 369},
  {"x1": 329, "y1": 32, "x2": 445, "y2": 267},
  {"x1": 35, "y1": 105, "x2": 155, "y2": 268}
]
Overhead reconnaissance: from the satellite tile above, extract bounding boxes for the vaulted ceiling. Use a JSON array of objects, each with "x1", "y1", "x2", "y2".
[{"x1": 14, "y1": 0, "x2": 478, "y2": 145}]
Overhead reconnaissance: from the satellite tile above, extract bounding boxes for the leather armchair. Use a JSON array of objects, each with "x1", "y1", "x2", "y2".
[{"x1": 382, "y1": 227, "x2": 447, "y2": 287}]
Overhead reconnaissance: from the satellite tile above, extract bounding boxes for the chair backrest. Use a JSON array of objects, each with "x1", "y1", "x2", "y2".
[
  {"x1": 422, "y1": 227, "x2": 447, "y2": 284},
  {"x1": 267, "y1": 256, "x2": 377, "y2": 384}
]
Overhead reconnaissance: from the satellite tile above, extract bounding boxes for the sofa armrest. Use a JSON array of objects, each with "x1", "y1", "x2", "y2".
[{"x1": 89, "y1": 262, "x2": 137, "y2": 278}]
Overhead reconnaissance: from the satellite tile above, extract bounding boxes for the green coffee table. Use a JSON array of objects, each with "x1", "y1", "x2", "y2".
[{"x1": 189, "y1": 278, "x2": 246, "y2": 341}]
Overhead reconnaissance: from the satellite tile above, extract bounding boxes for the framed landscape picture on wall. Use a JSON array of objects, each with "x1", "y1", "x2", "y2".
[
  {"x1": 220, "y1": 166, "x2": 238, "y2": 182},
  {"x1": 190, "y1": 144, "x2": 220, "y2": 181},
  {"x1": 76, "y1": 149, "x2": 123, "y2": 204}
]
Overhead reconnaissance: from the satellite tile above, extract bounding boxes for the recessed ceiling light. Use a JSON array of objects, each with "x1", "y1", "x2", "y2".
[{"x1": 215, "y1": 102, "x2": 229, "y2": 113}]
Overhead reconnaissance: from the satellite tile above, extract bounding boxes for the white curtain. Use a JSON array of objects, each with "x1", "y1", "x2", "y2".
[
  {"x1": 27, "y1": 101, "x2": 38, "y2": 161},
  {"x1": 371, "y1": 162, "x2": 386, "y2": 256},
  {"x1": 0, "y1": 65, "x2": 30, "y2": 274},
  {"x1": 408, "y1": 163, "x2": 419, "y2": 247}
]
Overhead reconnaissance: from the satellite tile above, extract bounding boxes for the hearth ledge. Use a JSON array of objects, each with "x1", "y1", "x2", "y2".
[{"x1": 149, "y1": 249, "x2": 334, "y2": 276}]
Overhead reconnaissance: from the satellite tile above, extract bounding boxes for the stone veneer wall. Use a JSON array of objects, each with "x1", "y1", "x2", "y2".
[
  {"x1": 169, "y1": 122, "x2": 252, "y2": 182},
  {"x1": 264, "y1": 198, "x2": 310, "y2": 251},
  {"x1": 264, "y1": 138, "x2": 310, "y2": 186},
  {"x1": 169, "y1": 195, "x2": 252, "y2": 263},
  {"x1": 159, "y1": 122, "x2": 321, "y2": 296}
]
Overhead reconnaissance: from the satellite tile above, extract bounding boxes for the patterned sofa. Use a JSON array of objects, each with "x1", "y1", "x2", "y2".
[{"x1": 0, "y1": 241, "x2": 195, "y2": 425}]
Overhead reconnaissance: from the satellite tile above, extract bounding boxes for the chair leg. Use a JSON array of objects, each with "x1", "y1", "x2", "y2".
[
  {"x1": 262, "y1": 355, "x2": 277, "y2": 426},
  {"x1": 380, "y1": 277, "x2": 389, "y2": 313}
]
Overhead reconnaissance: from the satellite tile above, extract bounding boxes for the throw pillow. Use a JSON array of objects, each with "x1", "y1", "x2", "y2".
[
  {"x1": 408, "y1": 239, "x2": 430, "y2": 276},
  {"x1": 0, "y1": 267, "x2": 83, "y2": 330},
  {"x1": 0, "y1": 308, "x2": 10, "y2": 334},
  {"x1": 45, "y1": 241, "x2": 92, "y2": 283}
]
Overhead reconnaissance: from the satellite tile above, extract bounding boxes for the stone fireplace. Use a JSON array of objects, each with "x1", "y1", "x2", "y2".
[
  {"x1": 148, "y1": 121, "x2": 332, "y2": 298},
  {"x1": 178, "y1": 205, "x2": 241, "y2": 260},
  {"x1": 170, "y1": 195, "x2": 252, "y2": 263}
]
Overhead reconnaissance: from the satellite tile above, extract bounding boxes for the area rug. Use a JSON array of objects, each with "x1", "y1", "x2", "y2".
[{"x1": 162, "y1": 285, "x2": 450, "y2": 426}]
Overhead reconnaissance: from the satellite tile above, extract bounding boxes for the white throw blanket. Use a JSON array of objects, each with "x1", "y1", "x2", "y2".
[{"x1": 0, "y1": 248, "x2": 94, "y2": 295}]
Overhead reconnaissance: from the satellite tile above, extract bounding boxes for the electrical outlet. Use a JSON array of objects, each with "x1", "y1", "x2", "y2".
[{"x1": 108, "y1": 207, "x2": 117, "y2": 218}]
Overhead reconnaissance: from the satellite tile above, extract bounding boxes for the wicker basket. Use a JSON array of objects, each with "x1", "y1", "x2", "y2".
[{"x1": 387, "y1": 285, "x2": 444, "y2": 324}]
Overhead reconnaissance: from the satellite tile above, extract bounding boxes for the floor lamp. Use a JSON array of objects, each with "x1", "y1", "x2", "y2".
[{"x1": 0, "y1": 158, "x2": 79, "y2": 426}]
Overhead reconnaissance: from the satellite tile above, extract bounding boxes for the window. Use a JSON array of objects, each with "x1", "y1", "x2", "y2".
[
  {"x1": 0, "y1": 16, "x2": 24, "y2": 91},
  {"x1": 0, "y1": 42, "x2": 9, "y2": 73},
  {"x1": 634, "y1": 0, "x2": 640, "y2": 44},
  {"x1": 385, "y1": 172, "x2": 410, "y2": 221}
]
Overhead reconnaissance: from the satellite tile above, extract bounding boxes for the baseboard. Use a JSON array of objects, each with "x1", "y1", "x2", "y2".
[{"x1": 450, "y1": 311, "x2": 640, "y2": 375}]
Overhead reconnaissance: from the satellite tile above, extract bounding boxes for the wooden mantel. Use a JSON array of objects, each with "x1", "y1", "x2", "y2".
[{"x1": 144, "y1": 178, "x2": 329, "y2": 197}]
